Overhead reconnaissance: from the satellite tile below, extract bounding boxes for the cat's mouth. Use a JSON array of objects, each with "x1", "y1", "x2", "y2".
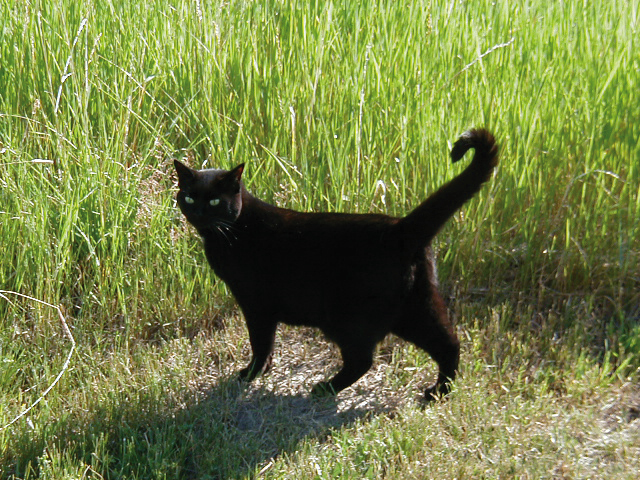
[
  {"x1": 185, "y1": 214, "x2": 213, "y2": 230},
  {"x1": 186, "y1": 215, "x2": 238, "y2": 244}
]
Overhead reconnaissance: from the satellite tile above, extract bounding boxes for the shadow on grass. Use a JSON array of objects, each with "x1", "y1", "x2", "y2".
[{"x1": 4, "y1": 376, "x2": 387, "y2": 479}]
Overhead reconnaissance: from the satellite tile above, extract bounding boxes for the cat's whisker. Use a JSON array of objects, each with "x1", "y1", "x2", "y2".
[
  {"x1": 215, "y1": 224, "x2": 235, "y2": 246},
  {"x1": 217, "y1": 221, "x2": 240, "y2": 243},
  {"x1": 218, "y1": 218, "x2": 239, "y2": 231}
]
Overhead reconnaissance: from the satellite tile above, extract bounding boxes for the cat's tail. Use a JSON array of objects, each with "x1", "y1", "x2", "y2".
[{"x1": 399, "y1": 128, "x2": 499, "y2": 248}]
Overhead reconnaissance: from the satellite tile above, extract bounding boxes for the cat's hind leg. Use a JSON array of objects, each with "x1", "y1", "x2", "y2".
[{"x1": 392, "y1": 289, "x2": 460, "y2": 401}]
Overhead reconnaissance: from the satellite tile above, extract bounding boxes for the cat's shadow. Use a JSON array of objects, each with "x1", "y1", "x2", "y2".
[
  {"x1": 162, "y1": 377, "x2": 394, "y2": 478},
  {"x1": 9, "y1": 375, "x2": 397, "y2": 479}
]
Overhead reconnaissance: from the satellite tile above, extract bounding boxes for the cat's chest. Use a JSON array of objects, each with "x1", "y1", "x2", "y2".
[{"x1": 202, "y1": 240, "x2": 243, "y2": 278}]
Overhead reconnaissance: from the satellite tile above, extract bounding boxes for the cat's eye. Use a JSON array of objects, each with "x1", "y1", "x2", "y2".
[
  {"x1": 209, "y1": 198, "x2": 220, "y2": 206},
  {"x1": 184, "y1": 196, "x2": 195, "y2": 204}
]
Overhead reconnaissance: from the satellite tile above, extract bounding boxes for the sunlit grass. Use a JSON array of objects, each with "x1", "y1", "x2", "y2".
[{"x1": 1, "y1": 0, "x2": 638, "y2": 478}]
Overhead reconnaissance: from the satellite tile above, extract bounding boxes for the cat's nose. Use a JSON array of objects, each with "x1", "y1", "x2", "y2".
[
  {"x1": 185, "y1": 209, "x2": 205, "y2": 223},
  {"x1": 193, "y1": 215, "x2": 207, "y2": 226}
]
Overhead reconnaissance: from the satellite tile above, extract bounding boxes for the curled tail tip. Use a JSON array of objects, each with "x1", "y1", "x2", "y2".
[{"x1": 450, "y1": 128, "x2": 499, "y2": 165}]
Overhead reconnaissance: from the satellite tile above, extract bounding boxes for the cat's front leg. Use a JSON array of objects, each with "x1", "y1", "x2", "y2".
[
  {"x1": 237, "y1": 316, "x2": 277, "y2": 381},
  {"x1": 311, "y1": 339, "x2": 375, "y2": 396}
]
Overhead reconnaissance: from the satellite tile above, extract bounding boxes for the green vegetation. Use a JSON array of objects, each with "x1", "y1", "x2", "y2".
[{"x1": 1, "y1": 0, "x2": 638, "y2": 478}]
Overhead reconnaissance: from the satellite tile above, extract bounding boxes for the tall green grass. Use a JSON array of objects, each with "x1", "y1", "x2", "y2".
[
  {"x1": 2, "y1": 0, "x2": 637, "y2": 316},
  {"x1": 1, "y1": 0, "x2": 638, "y2": 478}
]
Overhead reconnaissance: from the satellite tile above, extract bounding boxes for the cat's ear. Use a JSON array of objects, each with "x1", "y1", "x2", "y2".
[
  {"x1": 229, "y1": 163, "x2": 245, "y2": 182},
  {"x1": 174, "y1": 159, "x2": 196, "y2": 186},
  {"x1": 225, "y1": 164, "x2": 245, "y2": 193}
]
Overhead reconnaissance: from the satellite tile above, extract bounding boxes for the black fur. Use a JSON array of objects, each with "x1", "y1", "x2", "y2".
[{"x1": 174, "y1": 128, "x2": 499, "y2": 399}]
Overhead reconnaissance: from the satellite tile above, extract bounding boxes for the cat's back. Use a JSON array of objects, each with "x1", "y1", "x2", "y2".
[
  {"x1": 284, "y1": 209, "x2": 398, "y2": 232},
  {"x1": 264, "y1": 208, "x2": 403, "y2": 252},
  {"x1": 248, "y1": 206, "x2": 410, "y2": 274}
]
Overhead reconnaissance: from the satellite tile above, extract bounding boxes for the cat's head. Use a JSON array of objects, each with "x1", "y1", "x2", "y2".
[{"x1": 174, "y1": 160, "x2": 245, "y2": 232}]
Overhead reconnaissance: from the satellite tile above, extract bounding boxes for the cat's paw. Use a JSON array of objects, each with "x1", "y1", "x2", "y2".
[
  {"x1": 423, "y1": 384, "x2": 441, "y2": 403},
  {"x1": 424, "y1": 382, "x2": 452, "y2": 402},
  {"x1": 237, "y1": 357, "x2": 272, "y2": 382},
  {"x1": 311, "y1": 382, "x2": 337, "y2": 397},
  {"x1": 237, "y1": 366, "x2": 257, "y2": 382}
]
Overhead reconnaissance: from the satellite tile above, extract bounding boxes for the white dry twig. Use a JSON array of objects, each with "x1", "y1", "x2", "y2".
[
  {"x1": 0, "y1": 290, "x2": 76, "y2": 431},
  {"x1": 452, "y1": 37, "x2": 516, "y2": 80}
]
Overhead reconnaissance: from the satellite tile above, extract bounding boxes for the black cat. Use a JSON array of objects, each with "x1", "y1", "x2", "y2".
[{"x1": 174, "y1": 128, "x2": 498, "y2": 400}]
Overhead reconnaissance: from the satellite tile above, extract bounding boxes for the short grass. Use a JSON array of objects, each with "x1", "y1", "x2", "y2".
[{"x1": 1, "y1": 0, "x2": 639, "y2": 478}]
